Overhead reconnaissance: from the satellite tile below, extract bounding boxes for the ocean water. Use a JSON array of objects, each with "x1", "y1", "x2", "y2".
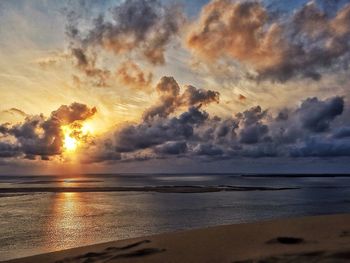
[{"x1": 1, "y1": 173, "x2": 350, "y2": 260}]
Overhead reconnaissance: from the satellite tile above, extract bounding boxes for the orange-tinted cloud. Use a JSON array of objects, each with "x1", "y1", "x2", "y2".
[
  {"x1": 187, "y1": 0, "x2": 350, "y2": 82},
  {"x1": 238, "y1": 94, "x2": 247, "y2": 101},
  {"x1": 116, "y1": 61, "x2": 153, "y2": 90},
  {"x1": 35, "y1": 52, "x2": 69, "y2": 69},
  {"x1": 187, "y1": 1, "x2": 270, "y2": 62}
]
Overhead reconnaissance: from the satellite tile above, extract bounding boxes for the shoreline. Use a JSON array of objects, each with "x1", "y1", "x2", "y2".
[{"x1": 4, "y1": 213, "x2": 350, "y2": 263}]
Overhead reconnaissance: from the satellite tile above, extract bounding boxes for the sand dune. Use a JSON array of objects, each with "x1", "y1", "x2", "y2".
[{"x1": 4, "y1": 214, "x2": 350, "y2": 263}]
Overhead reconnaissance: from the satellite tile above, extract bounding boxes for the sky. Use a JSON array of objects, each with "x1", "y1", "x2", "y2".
[{"x1": 1, "y1": 0, "x2": 350, "y2": 174}]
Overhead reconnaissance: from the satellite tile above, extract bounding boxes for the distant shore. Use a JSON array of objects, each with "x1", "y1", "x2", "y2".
[
  {"x1": 2, "y1": 173, "x2": 350, "y2": 178},
  {"x1": 0, "y1": 185, "x2": 298, "y2": 194},
  {"x1": 4, "y1": 213, "x2": 350, "y2": 263}
]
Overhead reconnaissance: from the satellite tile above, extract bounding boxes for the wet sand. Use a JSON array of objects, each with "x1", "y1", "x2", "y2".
[{"x1": 3, "y1": 213, "x2": 350, "y2": 263}]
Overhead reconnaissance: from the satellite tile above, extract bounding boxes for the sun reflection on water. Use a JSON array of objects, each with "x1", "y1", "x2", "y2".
[{"x1": 45, "y1": 191, "x2": 92, "y2": 251}]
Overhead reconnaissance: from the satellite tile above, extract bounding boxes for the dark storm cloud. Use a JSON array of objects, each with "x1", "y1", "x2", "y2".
[
  {"x1": 3, "y1": 89, "x2": 348, "y2": 163},
  {"x1": 84, "y1": 85, "x2": 350, "y2": 163},
  {"x1": 291, "y1": 137, "x2": 350, "y2": 157},
  {"x1": 0, "y1": 142, "x2": 20, "y2": 158},
  {"x1": 187, "y1": 0, "x2": 350, "y2": 82},
  {"x1": 154, "y1": 141, "x2": 188, "y2": 155},
  {"x1": 0, "y1": 103, "x2": 96, "y2": 160},
  {"x1": 268, "y1": 96, "x2": 345, "y2": 146},
  {"x1": 333, "y1": 126, "x2": 350, "y2": 138},
  {"x1": 193, "y1": 143, "x2": 223, "y2": 156},
  {"x1": 179, "y1": 85, "x2": 220, "y2": 106},
  {"x1": 239, "y1": 123, "x2": 269, "y2": 144},
  {"x1": 67, "y1": 0, "x2": 184, "y2": 66},
  {"x1": 81, "y1": 139, "x2": 122, "y2": 164},
  {"x1": 143, "y1": 76, "x2": 219, "y2": 120},
  {"x1": 142, "y1": 76, "x2": 181, "y2": 120},
  {"x1": 234, "y1": 106, "x2": 269, "y2": 144},
  {"x1": 275, "y1": 109, "x2": 289, "y2": 121},
  {"x1": 114, "y1": 106, "x2": 207, "y2": 153},
  {"x1": 236, "y1": 106, "x2": 267, "y2": 126},
  {"x1": 297, "y1": 96, "x2": 344, "y2": 133}
]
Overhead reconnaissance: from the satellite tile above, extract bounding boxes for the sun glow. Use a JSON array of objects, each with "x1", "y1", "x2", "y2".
[
  {"x1": 81, "y1": 122, "x2": 94, "y2": 135},
  {"x1": 62, "y1": 126, "x2": 79, "y2": 152},
  {"x1": 64, "y1": 134, "x2": 78, "y2": 151},
  {"x1": 61, "y1": 121, "x2": 95, "y2": 154}
]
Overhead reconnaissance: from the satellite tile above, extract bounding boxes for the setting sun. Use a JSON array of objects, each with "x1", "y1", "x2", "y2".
[
  {"x1": 61, "y1": 121, "x2": 95, "y2": 153},
  {"x1": 64, "y1": 134, "x2": 78, "y2": 151},
  {"x1": 62, "y1": 126, "x2": 79, "y2": 152}
]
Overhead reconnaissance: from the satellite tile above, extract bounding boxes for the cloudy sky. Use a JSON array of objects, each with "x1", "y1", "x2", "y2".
[{"x1": 1, "y1": 0, "x2": 350, "y2": 174}]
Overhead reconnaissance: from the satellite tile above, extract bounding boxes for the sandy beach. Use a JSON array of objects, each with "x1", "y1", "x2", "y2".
[{"x1": 3, "y1": 213, "x2": 350, "y2": 263}]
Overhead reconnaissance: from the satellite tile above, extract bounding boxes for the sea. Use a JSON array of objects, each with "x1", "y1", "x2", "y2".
[{"x1": 1, "y1": 173, "x2": 350, "y2": 260}]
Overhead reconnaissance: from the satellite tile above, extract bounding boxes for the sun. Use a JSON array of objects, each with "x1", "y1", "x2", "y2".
[
  {"x1": 61, "y1": 122, "x2": 95, "y2": 153},
  {"x1": 64, "y1": 134, "x2": 78, "y2": 151},
  {"x1": 62, "y1": 125, "x2": 79, "y2": 152}
]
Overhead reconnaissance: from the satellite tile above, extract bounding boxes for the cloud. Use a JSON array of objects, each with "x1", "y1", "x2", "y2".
[
  {"x1": 236, "y1": 106, "x2": 268, "y2": 126},
  {"x1": 142, "y1": 76, "x2": 181, "y2": 120},
  {"x1": 84, "y1": 88, "x2": 349, "y2": 162},
  {"x1": 187, "y1": 1, "x2": 268, "y2": 62},
  {"x1": 291, "y1": 137, "x2": 350, "y2": 157},
  {"x1": 1, "y1": 73, "x2": 348, "y2": 163},
  {"x1": 297, "y1": 96, "x2": 344, "y2": 133},
  {"x1": 333, "y1": 126, "x2": 350, "y2": 139},
  {"x1": 238, "y1": 94, "x2": 247, "y2": 101},
  {"x1": 1, "y1": 108, "x2": 27, "y2": 117},
  {"x1": 71, "y1": 48, "x2": 111, "y2": 87},
  {"x1": 67, "y1": 0, "x2": 184, "y2": 65},
  {"x1": 154, "y1": 141, "x2": 188, "y2": 155},
  {"x1": 0, "y1": 103, "x2": 96, "y2": 160},
  {"x1": 193, "y1": 143, "x2": 223, "y2": 156},
  {"x1": 143, "y1": 76, "x2": 219, "y2": 120},
  {"x1": 116, "y1": 60, "x2": 153, "y2": 90},
  {"x1": 187, "y1": 0, "x2": 350, "y2": 82},
  {"x1": 80, "y1": 139, "x2": 122, "y2": 164},
  {"x1": 234, "y1": 105, "x2": 269, "y2": 144},
  {"x1": 239, "y1": 123, "x2": 269, "y2": 144},
  {"x1": 51, "y1": 103, "x2": 96, "y2": 124},
  {"x1": 0, "y1": 142, "x2": 20, "y2": 158},
  {"x1": 114, "y1": 105, "x2": 207, "y2": 153},
  {"x1": 35, "y1": 52, "x2": 69, "y2": 70},
  {"x1": 179, "y1": 85, "x2": 220, "y2": 107}
]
